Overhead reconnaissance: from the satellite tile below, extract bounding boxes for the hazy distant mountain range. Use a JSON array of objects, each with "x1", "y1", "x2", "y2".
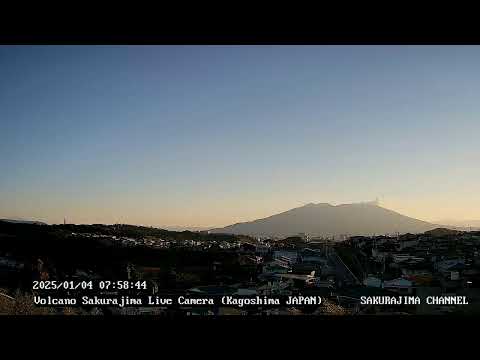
[
  {"x1": 209, "y1": 202, "x2": 442, "y2": 238},
  {"x1": 3, "y1": 209, "x2": 477, "y2": 237},
  {"x1": 0, "y1": 218, "x2": 47, "y2": 225},
  {"x1": 434, "y1": 219, "x2": 480, "y2": 229},
  {"x1": 162, "y1": 225, "x2": 213, "y2": 232}
]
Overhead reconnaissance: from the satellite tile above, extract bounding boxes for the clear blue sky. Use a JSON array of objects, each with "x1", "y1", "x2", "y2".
[{"x1": 1, "y1": 46, "x2": 479, "y2": 226}]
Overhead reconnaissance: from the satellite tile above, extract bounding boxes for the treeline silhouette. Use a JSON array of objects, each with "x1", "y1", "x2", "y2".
[{"x1": 0, "y1": 221, "x2": 256, "y2": 290}]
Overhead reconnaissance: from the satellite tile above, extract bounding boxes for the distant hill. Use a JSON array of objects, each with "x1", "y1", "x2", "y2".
[
  {"x1": 0, "y1": 221, "x2": 252, "y2": 244},
  {"x1": 424, "y1": 228, "x2": 462, "y2": 237},
  {"x1": 435, "y1": 219, "x2": 480, "y2": 230},
  {"x1": 209, "y1": 202, "x2": 440, "y2": 238},
  {"x1": 163, "y1": 225, "x2": 213, "y2": 232},
  {"x1": 0, "y1": 219, "x2": 47, "y2": 225}
]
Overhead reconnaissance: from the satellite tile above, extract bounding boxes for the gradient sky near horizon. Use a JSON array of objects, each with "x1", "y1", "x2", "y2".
[{"x1": 1, "y1": 45, "x2": 479, "y2": 227}]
